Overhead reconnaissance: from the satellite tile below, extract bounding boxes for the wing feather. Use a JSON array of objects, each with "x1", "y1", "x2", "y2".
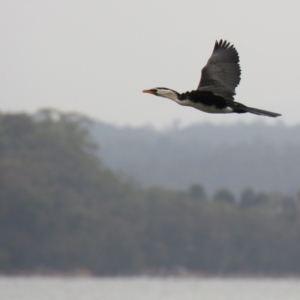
[{"x1": 197, "y1": 40, "x2": 241, "y2": 99}]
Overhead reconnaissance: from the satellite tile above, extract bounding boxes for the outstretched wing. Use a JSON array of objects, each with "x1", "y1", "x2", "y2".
[{"x1": 197, "y1": 40, "x2": 241, "y2": 98}]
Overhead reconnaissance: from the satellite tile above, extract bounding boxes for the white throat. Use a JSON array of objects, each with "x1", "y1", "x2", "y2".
[{"x1": 157, "y1": 89, "x2": 180, "y2": 102}]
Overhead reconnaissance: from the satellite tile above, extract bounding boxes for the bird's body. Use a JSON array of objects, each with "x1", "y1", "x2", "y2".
[{"x1": 143, "y1": 40, "x2": 281, "y2": 118}]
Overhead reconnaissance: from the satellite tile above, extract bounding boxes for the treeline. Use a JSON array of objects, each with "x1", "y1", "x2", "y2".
[{"x1": 0, "y1": 110, "x2": 300, "y2": 275}]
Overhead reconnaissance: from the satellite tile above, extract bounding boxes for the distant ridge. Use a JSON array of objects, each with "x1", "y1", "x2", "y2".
[{"x1": 91, "y1": 121, "x2": 300, "y2": 195}]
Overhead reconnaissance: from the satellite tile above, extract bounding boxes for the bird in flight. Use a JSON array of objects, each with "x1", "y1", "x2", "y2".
[{"x1": 143, "y1": 40, "x2": 281, "y2": 117}]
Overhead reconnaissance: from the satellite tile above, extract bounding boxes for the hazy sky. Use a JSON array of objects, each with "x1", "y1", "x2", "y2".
[{"x1": 1, "y1": 1, "x2": 299, "y2": 129}]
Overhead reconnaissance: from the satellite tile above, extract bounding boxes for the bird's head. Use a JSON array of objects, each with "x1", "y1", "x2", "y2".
[{"x1": 143, "y1": 87, "x2": 180, "y2": 101}]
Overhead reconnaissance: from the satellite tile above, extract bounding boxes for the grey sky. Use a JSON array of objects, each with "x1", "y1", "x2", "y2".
[{"x1": 0, "y1": 1, "x2": 299, "y2": 129}]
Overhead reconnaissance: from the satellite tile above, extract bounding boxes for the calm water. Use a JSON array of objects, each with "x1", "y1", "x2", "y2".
[{"x1": 0, "y1": 277, "x2": 300, "y2": 300}]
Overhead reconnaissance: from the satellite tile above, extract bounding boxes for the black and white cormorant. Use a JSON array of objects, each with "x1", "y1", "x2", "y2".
[{"x1": 143, "y1": 40, "x2": 281, "y2": 118}]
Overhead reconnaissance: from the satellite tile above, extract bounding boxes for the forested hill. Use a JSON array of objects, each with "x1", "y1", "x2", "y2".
[
  {"x1": 92, "y1": 121, "x2": 300, "y2": 194},
  {"x1": 1, "y1": 110, "x2": 300, "y2": 276}
]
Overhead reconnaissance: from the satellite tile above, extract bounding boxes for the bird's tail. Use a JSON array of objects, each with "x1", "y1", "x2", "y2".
[
  {"x1": 235, "y1": 103, "x2": 281, "y2": 118},
  {"x1": 243, "y1": 106, "x2": 281, "y2": 118}
]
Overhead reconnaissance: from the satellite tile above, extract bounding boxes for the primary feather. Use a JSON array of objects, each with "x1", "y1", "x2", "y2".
[{"x1": 198, "y1": 40, "x2": 241, "y2": 100}]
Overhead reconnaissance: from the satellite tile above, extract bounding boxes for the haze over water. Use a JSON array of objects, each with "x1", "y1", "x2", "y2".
[{"x1": 1, "y1": 277, "x2": 300, "y2": 300}]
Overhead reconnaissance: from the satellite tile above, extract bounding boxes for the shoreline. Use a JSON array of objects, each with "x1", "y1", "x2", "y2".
[{"x1": 1, "y1": 269, "x2": 300, "y2": 279}]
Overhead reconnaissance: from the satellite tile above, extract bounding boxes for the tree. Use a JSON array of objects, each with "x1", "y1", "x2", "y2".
[
  {"x1": 213, "y1": 188, "x2": 235, "y2": 204},
  {"x1": 239, "y1": 188, "x2": 268, "y2": 208},
  {"x1": 188, "y1": 184, "x2": 207, "y2": 201}
]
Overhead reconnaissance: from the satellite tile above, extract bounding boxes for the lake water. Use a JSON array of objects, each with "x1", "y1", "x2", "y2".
[{"x1": 0, "y1": 277, "x2": 300, "y2": 300}]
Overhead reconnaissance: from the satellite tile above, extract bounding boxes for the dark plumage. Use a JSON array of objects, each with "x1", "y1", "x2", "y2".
[
  {"x1": 198, "y1": 39, "x2": 241, "y2": 97},
  {"x1": 143, "y1": 40, "x2": 281, "y2": 118}
]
